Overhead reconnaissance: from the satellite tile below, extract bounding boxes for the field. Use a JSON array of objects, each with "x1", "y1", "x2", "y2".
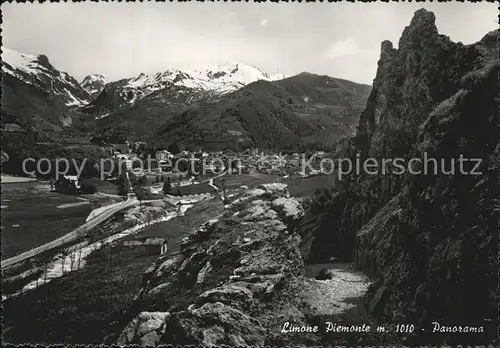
[
  {"x1": 1, "y1": 182, "x2": 93, "y2": 259},
  {"x1": 1, "y1": 197, "x2": 224, "y2": 344},
  {"x1": 213, "y1": 172, "x2": 281, "y2": 190},
  {"x1": 95, "y1": 179, "x2": 120, "y2": 196},
  {"x1": 177, "y1": 182, "x2": 215, "y2": 196},
  {"x1": 285, "y1": 174, "x2": 336, "y2": 197}
]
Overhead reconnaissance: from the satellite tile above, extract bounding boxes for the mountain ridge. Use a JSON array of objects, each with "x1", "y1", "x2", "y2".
[
  {"x1": 153, "y1": 73, "x2": 372, "y2": 151},
  {"x1": 91, "y1": 72, "x2": 372, "y2": 150},
  {"x1": 1, "y1": 46, "x2": 371, "y2": 153},
  {"x1": 80, "y1": 62, "x2": 288, "y2": 118},
  {"x1": 1, "y1": 47, "x2": 92, "y2": 132}
]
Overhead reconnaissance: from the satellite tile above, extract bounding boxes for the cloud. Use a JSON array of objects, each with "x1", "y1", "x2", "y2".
[
  {"x1": 324, "y1": 37, "x2": 363, "y2": 59},
  {"x1": 259, "y1": 18, "x2": 268, "y2": 26}
]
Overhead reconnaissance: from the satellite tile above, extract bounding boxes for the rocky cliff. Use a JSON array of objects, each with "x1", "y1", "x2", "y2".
[
  {"x1": 106, "y1": 184, "x2": 317, "y2": 346},
  {"x1": 303, "y1": 8, "x2": 498, "y2": 345}
]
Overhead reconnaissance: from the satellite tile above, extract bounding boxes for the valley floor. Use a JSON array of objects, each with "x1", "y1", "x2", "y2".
[{"x1": 1, "y1": 182, "x2": 94, "y2": 259}]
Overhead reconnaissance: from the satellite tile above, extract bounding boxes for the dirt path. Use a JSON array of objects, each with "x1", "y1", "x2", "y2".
[
  {"x1": 208, "y1": 172, "x2": 226, "y2": 200},
  {"x1": 301, "y1": 263, "x2": 371, "y2": 319},
  {"x1": 1, "y1": 175, "x2": 37, "y2": 183}
]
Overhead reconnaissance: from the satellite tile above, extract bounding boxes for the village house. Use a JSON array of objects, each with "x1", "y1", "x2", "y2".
[
  {"x1": 54, "y1": 175, "x2": 81, "y2": 194},
  {"x1": 111, "y1": 143, "x2": 130, "y2": 154},
  {"x1": 144, "y1": 238, "x2": 168, "y2": 255},
  {"x1": 155, "y1": 150, "x2": 174, "y2": 162},
  {"x1": 2, "y1": 123, "x2": 27, "y2": 133},
  {"x1": 2, "y1": 123, "x2": 38, "y2": 142},
  {"x1": 159, "y1": 160, "x2": 173, "y2": 173},
  {"x1": 122, "y1": 237, "x2": 168, "y2": 256},
  {"x1": 193, "y1": 149, "x2": 209, "y2": 159},
  {"x1": 250, "y1": 148, "x2": 259, "y2": 156}
]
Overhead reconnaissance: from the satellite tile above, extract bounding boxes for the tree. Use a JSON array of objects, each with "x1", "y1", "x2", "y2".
[
  {"x1": 117, "y1": 172, "x2": 131, "y2": 196},
  {"x1": 138, "y1": 175, "x2": 148, "y2": 186},
  {"x1": 80, "y1": 178, "x2": 98, "y2": 194},
  {"x1": 132, "y1": 159, "x2": 142, "y2": 169},
  {"x1": 81, "y1": 159, "x2": 100, "y2": 178},
  {"x1": 221, "y1": 178, "x2": 227, "y2": 196},
  {"x1": 168, "y1": 142, "x2": 183, "y2": 155},
  {"x1": 132, "y1": 175, "x2": 148, "y2": 203},
  {"x1": 171, "y1": 181, "x2": 182, "y2": 197},
  {"x1": 140, "y1": 143, "x2": 148, "y2": 154},
  {"x1": 163, "y1": 177, "x2": 172, "y2": 195},
  {"x1": 135, "y1": 187, "x2": 149, "y2": 204}
]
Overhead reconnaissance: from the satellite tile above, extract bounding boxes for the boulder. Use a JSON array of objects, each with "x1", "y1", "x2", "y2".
[
  {"x1": 116, "y1": 311, "x2": 170, "y2": 346},
  {"x1": 271, "y1": 197, "x2": 304, "y2": 219},
  {"x1": 195, "y1": 261, "x2": 212, "y2": 285},
  {"x1": 315, "y1": 268, "x2": 336, "y2": 280},
  {"x1": 257, "y1": 183, "x2": 289, "y2": 199},
  {"x1": 194, "y1": 285, "x2": 253, "y2": 311},
  {"x1": 147, "y1": 282, "x2": 171, "y2": 297},
  {"x1": 154, "y1": 254, "x2": 184, "y2": 278},
  {"x1": 162, "y1": 302, "x2": 266, "y2": 346}
]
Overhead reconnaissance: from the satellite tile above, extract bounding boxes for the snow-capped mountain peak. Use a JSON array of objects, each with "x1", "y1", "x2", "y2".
[
  {"x1": 196, "y1": 62, "x2": 270, "y2": 80},
  {"x1": 2, "y1": 47, "x2": 43, "y2": 75},
  {"x1": 80, "y1": 74, "x2": 109, "y2": 98},
  {"x1": 116, "y1": 62, "x2": 279, "y2": 95},
  {"x1": 81, "y1": 74, "x2": 107, "y2": 84},
  {"x1": 83, "y1": 61, "x2": 287, "y2": 118},
  {"x1": 269, "y1": 72, "x2": 289, "y2": 81},
  {"x1": 2, "y1": 47, "x2": 90, "y2": 107}
]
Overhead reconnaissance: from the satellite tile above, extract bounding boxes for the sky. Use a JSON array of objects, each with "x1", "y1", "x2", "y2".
[{"x1": 1, "y1": 2, "x2": 497, "y2": 85}]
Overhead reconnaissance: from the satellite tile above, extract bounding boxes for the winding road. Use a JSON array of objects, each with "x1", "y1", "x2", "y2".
[
  {"x1": 1, "y1": 194, "x2": 139, "y2": 269},
  {"x1": 1, "y1": 172, "x2": 227, "y2": 269}
]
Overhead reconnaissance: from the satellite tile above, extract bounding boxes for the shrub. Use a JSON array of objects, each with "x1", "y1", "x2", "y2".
[
  {"x1": 162, "y1": 177, "x2": 172, "y2": 194},
  {"x1": 79, "y1": 179, "x2": 98, "y2": 194}
]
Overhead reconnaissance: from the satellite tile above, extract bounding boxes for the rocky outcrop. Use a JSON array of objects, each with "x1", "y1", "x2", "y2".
[
  {"x1": 1, "y1": 150, "x2": 9, "y2": 164},
  {"x1": 357, "y1": 57, "x2": 498, "y2": 345},
  {"x1": 303, "y1": 8, "x2": 498, "y2": 345},
  {"x1": 116, "y1": 311, "x2": 170, "y2": 346},
  {"x1": 111, "y1": 183, "x2": 320, "y2": 346}
]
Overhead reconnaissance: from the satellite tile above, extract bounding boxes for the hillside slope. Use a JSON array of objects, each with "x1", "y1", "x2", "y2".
[
  {"x1": 154, "y1": 73, "x2": 371, "y2": 151},
  {"x1": 92, "y1": 84, "x2": 217, "y2": 142},
  {"x1": 301, "y1": 9, "x2": 498, "y2": 345}
]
